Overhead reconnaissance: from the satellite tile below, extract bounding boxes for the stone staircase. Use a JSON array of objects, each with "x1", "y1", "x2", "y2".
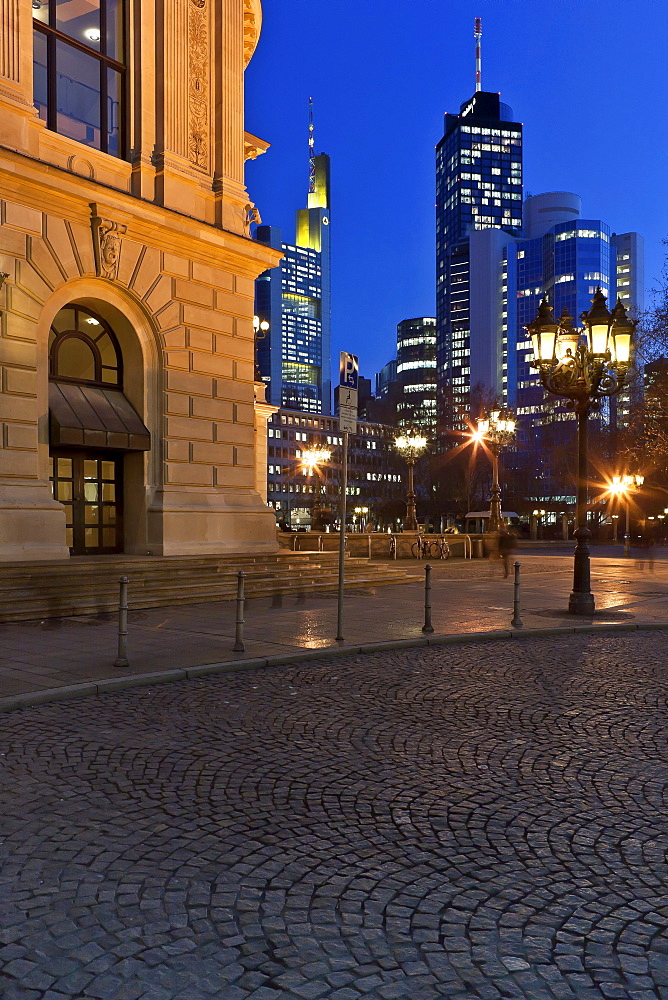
[{"x1": 0, "y1": 551, "x2": 422, "y2": 623}]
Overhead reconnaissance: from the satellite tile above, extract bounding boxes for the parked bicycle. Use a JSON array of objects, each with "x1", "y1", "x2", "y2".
[{"x1": 410, "y1": 534, "x2": 450, "y2": 560}]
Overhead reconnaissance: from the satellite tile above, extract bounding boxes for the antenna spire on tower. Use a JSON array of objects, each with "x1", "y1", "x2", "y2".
[
  {"x1": 474, "y1": 17, "x2": 482, "y2": 92},
  {"x1": 308, "y1": 97, "x2": 316, "y2": 195}
]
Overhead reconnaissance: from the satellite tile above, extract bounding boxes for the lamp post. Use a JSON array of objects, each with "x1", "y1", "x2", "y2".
[
  {"x1": 354, "y1": 506, "x2": 369, "y2": 532},
  {"x1": 532, "y1": 508, "x2": 546, "y2": 541},
  {"x1": 395, "y1": 429, "x2": 427, "y2": 532},
  {"x1": 301, "y1": 446, "x2": 331, "y2": 530},
  {"x1": 528, "y1": 289, "x2": 635, "y2": 614},
  {"x1": 611, "y1": 473, "x2": 644, "y2": 556},
  {"x1": 252, "y1": 315, "x2": 269, "y2": 381},
  {"x1": 474, "y1": 406, "x2": 516, "y2": 532}
]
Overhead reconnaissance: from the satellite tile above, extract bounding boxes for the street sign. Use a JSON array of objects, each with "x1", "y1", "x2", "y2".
[
  {"x1": 339, "y1": 351, "x2": 359, "y2": 390},
  {"x1": 339, "y1": 405, "x2": 357, "y2": 433},
  {"x1": 339, "y1": 385, "x2": 358, "y2": 411}
]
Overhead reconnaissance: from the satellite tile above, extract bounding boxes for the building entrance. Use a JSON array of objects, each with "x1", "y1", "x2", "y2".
[{"x1": 50, "y1": 451, "x2": 123, "y2": 555}]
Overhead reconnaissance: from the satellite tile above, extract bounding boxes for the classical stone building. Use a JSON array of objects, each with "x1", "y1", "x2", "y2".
[{"x1": 0, "y1": 0, "x2": 281, "y2": 560}]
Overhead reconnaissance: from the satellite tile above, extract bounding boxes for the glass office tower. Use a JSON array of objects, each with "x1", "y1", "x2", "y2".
[
  {"x1": 436, "y1": 91, "x2": 523, "y2": 426},
  {"x1": 255, "y1": 153, "x2": 332, "y2": 415},
  {"x1": 395, "y1": 318, "x2": 437, "y2": 432}
]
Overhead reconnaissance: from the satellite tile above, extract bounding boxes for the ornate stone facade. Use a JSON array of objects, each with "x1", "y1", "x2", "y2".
[{"x1": 0, "y1": 0, "x2": 280, "y2": 561}]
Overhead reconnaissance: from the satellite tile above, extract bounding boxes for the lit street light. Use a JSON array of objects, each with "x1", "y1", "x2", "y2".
[
  {"x1": 354, "y1": 506, "x2": 369, "y2": 532},
  {"x1": 252, "y1": 315, "x2": 269, "y2": 381},
  {"x1": 474, "y1": 406, "x2": 516, "y2": 532},
  {"x1": 395, "y1": 430, "x2": 428, "y2": 532},
  {"x1": 301, "y1": 446, "x2": 332, "y2": 529},
  {"x1": 528, "y1": 288, "x2": 634, "y2": 614},
  {"x1": 610, "y1": 473, "x2": 644, "y2": 556}
]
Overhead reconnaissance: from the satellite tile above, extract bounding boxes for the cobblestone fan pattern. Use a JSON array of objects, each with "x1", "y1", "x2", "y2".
[{"x1": 1, "y1": 634, "x2": 668, "y2": 1000}]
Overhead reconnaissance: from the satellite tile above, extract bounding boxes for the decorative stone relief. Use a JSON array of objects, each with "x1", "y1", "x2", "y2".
[
  {"x1": 67, "y1": 154, "x2": 95, "y2": 180},
  {"x1": 90, "y1": 205, "x2": 127, "y2": 281},
  {"x1": 243, "y1": 0, "x2": 261, "y2": 67},
  {"x1": 244, "y1": 203, "x2": 262, "y2": 236},
  {"x1": 188, "y1": 0, "x2": 209, "y2": 169}
]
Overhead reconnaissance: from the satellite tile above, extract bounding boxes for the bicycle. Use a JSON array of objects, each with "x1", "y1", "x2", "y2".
[
  {"x1": 411, "y1": 535, "x2": 451, "y2": 560},
  {"x1": 429, "y1": 535, "x2": 451, "y2": 560},
  {"x1": 410, "y1": 534, "x2": 429, "y2": 559}
]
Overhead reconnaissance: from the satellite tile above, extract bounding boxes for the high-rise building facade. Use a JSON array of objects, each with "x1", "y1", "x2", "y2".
[
  {"x1": 395, "y1": 318, "x2": 437, "y2": 432},
  {"x1": 436, "y1": 90, "x2": 523, "y2": 425},
  {"x1": 255, "y1": 153, "x2": 332, "y2": 415},
  {"x1": 461, "y1": 191, "x2": 643, "y2": 502}
]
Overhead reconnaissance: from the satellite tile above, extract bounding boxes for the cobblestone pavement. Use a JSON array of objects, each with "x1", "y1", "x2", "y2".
[{"x1": 2, "y1": 632, "x2": 668, "y2": 1000}]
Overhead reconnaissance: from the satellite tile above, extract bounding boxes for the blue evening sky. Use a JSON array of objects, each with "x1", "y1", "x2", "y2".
[{"x1": 245, "y1": 0, "x2": 668, "y2": 386}]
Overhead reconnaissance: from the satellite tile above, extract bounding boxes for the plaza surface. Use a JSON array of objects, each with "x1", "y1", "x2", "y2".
[
  {"x1": 1, "y1": 628, "x2": 667, "y2": 1000},
  {"x1": 2, "y1": 547, "x2": 668, "y2": 710}
]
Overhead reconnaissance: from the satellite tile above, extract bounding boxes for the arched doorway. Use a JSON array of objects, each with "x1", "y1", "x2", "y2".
[{"x1": 48, "y1": 305, "x2": 150, "y2": 555}]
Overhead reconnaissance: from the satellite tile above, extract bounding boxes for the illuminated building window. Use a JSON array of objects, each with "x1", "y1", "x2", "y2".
[{"x1": 33, "y1": 0, "x2": 126, "y2": 157}]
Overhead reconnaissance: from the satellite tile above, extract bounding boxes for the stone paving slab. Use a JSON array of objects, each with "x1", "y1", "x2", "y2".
[{"x1": 1, "y1": 632, "x2": 667, "y2": 998}]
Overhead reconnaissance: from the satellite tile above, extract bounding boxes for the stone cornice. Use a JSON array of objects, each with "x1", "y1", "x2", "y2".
[
  {"x1": 0, "y1": 149, "x2": 282, "y2": 279},
  {"x1": 244, "y1": 132, "x2": 270, "y2": 162}
]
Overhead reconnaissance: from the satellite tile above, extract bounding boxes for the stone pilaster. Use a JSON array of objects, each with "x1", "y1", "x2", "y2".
[{"x1": 0, "y1": 0, "x2": 40, "y2": 155}]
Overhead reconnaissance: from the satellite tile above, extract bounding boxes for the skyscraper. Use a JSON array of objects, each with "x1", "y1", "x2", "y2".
[
  {"x1": 395, "y1": 318, "x2": 437, "y2": 432},
  {"x1": 436, "y1": 33, "x2": 524, "y2": 427},
  {"x1": 254, "y1": 113, "x2": 332, "y2": 415}
]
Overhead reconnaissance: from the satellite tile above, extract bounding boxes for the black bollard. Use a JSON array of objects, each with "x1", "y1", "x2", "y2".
[
  {"x1": 114, "y1": 576, "x2": 129, "y2": 667},
  {"x1": 233, "y1": 571, "x2": 246, "y2": 652},
  {"x1": 511, "y1": 560, "x2": 523, "y2": 629},
  {"x1": 422, "y1": 563, "x2": 434, "y2": 633}
]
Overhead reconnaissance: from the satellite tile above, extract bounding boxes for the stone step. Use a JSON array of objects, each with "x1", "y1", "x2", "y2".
[{"x1": 0, "y1": 553, "x2": 420, "y2": 622}]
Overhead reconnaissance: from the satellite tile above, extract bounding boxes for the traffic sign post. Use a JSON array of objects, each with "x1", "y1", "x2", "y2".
[{"x1": 336, "y1": 352, "x2": 358, "y2": 641}]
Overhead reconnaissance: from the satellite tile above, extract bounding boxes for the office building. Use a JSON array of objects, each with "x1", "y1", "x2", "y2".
[
  {"x1": 396, "y1": 318, "x2": 437, "y2": 432},
  {"x1": 0, "y1": 0, "x2": 281, "y2": 560},
  {"x1": 255, "y1": 151, "x2": 332, "y2": 415},
  {"x1": 266, "y1": 410, "x2": 404, "y2": 528},
  {"x1": 436, "y1": 88, "x2": 523, "y2": 425},
  {"x1": 465, "y1": 192, "x2": 643, "y2": 503}
]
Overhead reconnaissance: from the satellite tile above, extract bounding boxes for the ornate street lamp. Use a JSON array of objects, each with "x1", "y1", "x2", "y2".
[
  {"x1": 395, "y1": 429, "x2": 428, "y2": 532},
  {"x1": 252, "y1": 315, "x2": 269, "y2": 381},
  {"x1": 474, "y1": 406, "x2": 516, "y2": 532},
  {"x1": 528, "y1": 288, "x2": 635, "y2": 614},
  {"x1": 610, "y1": 473, "x2": 644, "y2": 556}
]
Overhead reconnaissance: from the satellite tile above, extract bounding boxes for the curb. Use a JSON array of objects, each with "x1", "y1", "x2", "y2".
[{"x1": 1, "y1": 621, "x2": 667, "y2": 714}]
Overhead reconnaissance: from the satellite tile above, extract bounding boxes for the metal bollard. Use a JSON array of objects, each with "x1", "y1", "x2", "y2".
[
  {"x1": 114, "y1": 575, "x2": 129, "y2": 667},
  {"x1": 511, "y1": 560, "x2": 523, "y2": 629},
  {"x1": 233, "y1": 571, "x2": 246, "y2": 652},
  {"x1": 422, "y1": 563, "x2": 434, "y2": 633}
]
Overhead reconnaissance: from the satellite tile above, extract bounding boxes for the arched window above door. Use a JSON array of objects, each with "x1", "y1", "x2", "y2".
[{"x1": 49, "y1": 305, "x2": 122, "y2": 386}]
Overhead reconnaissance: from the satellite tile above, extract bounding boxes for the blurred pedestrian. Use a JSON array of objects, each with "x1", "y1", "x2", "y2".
[
  {"x1": 636, "y1": 526, "x2": 655, "y2": 572},
  {"x1": 498, "y1": 526, "x2": 517, "y2": 578}
]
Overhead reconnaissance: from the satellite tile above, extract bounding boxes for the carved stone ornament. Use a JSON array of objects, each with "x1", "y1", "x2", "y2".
[
  {"x1": 244, "y1": 203, "x2": 262, "y2": 236},
  {"x1": 188, "y1": 0, "x2": 209, "y2": 169},
  {"x1": 91, "y1": 206, "x2": 127, "y2": 280}
]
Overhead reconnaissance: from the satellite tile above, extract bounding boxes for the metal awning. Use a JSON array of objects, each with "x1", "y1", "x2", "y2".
[{"x1": 49, "y1": 381, "x2": 150, "y2": 451}]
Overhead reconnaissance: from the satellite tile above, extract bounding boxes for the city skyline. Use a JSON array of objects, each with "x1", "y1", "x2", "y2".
[{"x1": 245, "y1": 0, "x2": 668, "y2": 388}]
